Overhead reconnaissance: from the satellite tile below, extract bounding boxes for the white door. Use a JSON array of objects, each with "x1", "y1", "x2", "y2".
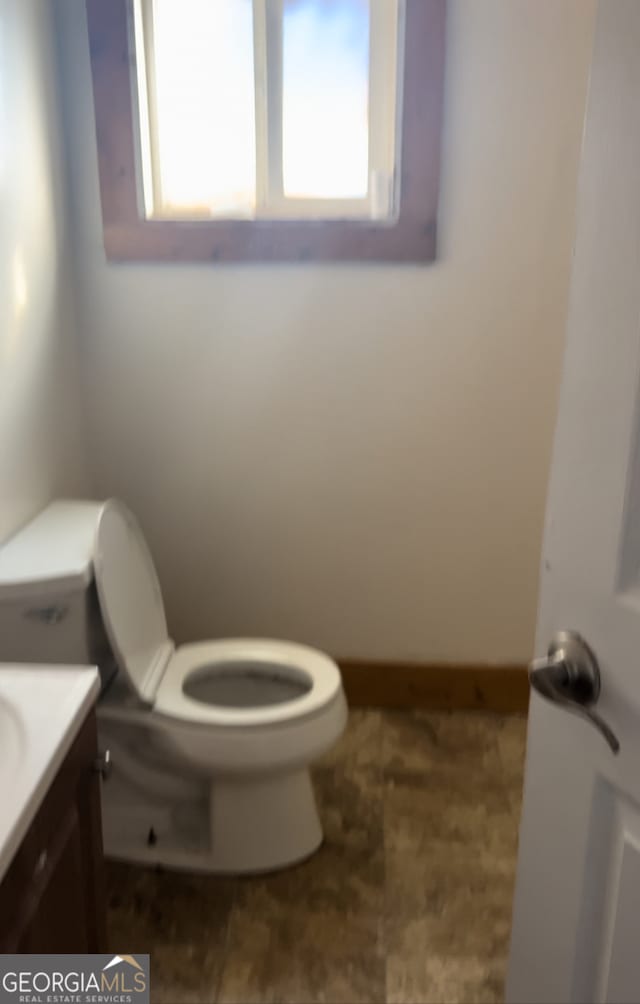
[{"x1": 507, "y1": 3, "x2": 640, "y2": 1002}]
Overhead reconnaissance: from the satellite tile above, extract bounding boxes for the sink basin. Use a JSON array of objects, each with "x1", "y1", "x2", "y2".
[
  {"x1": 0, "y1": 664, "x2": 100, "y2": 883},
  {"x1": 0, "y1": 695, "x2": 26, "y2": 789}
]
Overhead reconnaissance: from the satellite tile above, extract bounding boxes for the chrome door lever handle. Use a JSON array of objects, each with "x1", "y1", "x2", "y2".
[{"x1": 529, "y1": 630, "x2": 620, "y2": 755}]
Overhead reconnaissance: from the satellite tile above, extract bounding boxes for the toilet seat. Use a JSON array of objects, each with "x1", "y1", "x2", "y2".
[
  {"x1": 155, "y1": 639, "x2": 343, "y2": 727},
  {"x1": 94, "y1": 500, "x2": 342, "y2": 727}
]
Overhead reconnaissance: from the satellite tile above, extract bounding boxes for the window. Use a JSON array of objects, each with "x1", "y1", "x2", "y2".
[
  {"x1": 86, "y1": 0, "x2": 445, "y2": 262},
  {"x1": 136, "y1": 0, "x2": 398, "y2": 221}
]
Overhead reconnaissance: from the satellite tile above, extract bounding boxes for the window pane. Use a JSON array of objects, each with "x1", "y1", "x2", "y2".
[
  {"x1": 149, "y1": 0, "x2": 256, "y2": 216},
  {"x1": 282, "y1": 0, "x2": 370, "y2": 200}
]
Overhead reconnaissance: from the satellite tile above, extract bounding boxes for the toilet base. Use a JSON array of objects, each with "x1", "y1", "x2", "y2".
[
  {"x1": 101, "y1": 763, "x2": 323, "y2": 874},
  {"x1": 208, "y1": 768, "x2": 323, "y2": 873}
]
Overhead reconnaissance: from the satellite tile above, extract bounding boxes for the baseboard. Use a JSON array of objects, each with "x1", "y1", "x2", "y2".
[{"x1": 338, "y1": 660, "x2": 529, "y2": 714}]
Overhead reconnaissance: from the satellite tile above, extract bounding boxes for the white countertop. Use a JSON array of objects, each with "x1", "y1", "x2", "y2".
[{"x1": 0, "y1": 664, "x2": 100, "y2": 884}]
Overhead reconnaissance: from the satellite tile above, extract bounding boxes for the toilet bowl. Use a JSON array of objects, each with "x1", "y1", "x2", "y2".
[
  {"x1": 0, "y1": 497, "x2": 347, "y2": 874},
  {"x1": 152, "y1": 639, "x2": 346, "y2": 774}
]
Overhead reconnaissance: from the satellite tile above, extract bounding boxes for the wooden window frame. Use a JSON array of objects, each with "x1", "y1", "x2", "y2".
[{"x1": 86, "y1": 0, "x2": 445, "y2": 263}]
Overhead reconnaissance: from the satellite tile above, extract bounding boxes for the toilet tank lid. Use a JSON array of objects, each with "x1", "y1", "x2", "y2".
[{"x1": 0, "y1": 500, "x2": 103, "y2": 600}]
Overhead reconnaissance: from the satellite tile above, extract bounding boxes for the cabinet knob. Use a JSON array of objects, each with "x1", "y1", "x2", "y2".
[
  {"x1": 93, "y1": 749, "x2": 112, "y2": 780},
  {"x1": 34, "y1": 849, "x2": 48, "y2": 876}
]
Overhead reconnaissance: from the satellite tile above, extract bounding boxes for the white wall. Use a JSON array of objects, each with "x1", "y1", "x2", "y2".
[
  {"x1": 56, "y1": 0, "x2": 595, "y2": 663},
  {"x1": 0, "y1": 0, "x2": 86, "y2": 544}
]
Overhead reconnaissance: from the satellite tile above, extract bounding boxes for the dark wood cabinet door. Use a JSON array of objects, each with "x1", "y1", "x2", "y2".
[
  {"x1": 0, "y1": 711, "x2": 107, "y2": 953},
  {"x1": 17, "y1": 803, "x2": 89, "y2": 953}
]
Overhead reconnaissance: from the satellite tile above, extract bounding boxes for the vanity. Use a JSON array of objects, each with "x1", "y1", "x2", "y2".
[{"x1": 0, "y1": 665, "x2": 106, "y2": 952}]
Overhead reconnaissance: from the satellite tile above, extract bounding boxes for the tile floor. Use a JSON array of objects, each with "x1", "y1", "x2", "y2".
[{"x1": 106, "y1": 709, "x2": 527, "y2": 1004}]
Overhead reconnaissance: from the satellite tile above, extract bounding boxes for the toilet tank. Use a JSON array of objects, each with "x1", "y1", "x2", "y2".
[{"x1": 0, "y1": 500, "x2": 117, "y2": 688}]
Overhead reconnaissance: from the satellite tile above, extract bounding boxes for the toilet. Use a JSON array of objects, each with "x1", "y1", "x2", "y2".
[{"x1": 0, "y1": 499, "x2": 348, "y2": 873}]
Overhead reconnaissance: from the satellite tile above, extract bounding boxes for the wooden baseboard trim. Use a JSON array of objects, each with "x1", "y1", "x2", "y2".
[{"x1": 338, "y1": 660, "x2": 529, "y2": 714}]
